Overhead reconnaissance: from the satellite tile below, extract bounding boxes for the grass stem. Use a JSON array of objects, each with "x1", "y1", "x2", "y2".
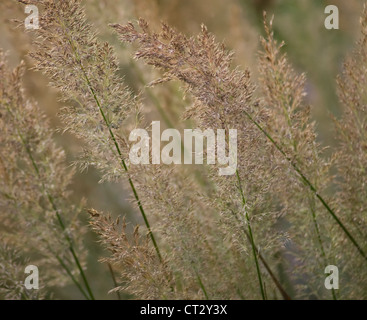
[
  {"x1": 243, "y1": 110, "x2": 367, "y2": 262},
  {"x1": 66, "y1": 35, "x2": 163, "y2": 263},
  {"x1": 5, "y1": 104, "x2": 94, "y2": 300},
  {"x1": 236, "y1": 170, "x2": 266, "y2": 300}
]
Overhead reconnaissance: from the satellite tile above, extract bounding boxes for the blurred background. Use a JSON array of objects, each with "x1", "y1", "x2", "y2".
[{"x1": 0, "y1": 0, "x2": 364, "y2": 299}]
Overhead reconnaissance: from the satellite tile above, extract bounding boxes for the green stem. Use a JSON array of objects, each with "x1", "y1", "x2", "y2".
[
  {"x1": 236, "y1": 170, "x2": 266, "y2": 300},
  {"x1": 195, "y1": 270, "x2": 209, "y2": 300},
  {"x1": 5, "y1": 104, "x2": 93, "y2": 300},
  {"x1": 309, "y1": 199, "x2": 337, "y2": 300},
  {"x1": 130, "y1": 60, "x2": 175, "y2": 128},
  {"x1": 107, "y1": 263, "x2": 121, "y2": 300},
  {"x1": 66, "y1": 36, "x2": 163, "y2": 263},
  {"x1": 229, "y1": 207, "x2": 291, "y2": 300},
  {"x1": 56, "y1": 255, "x2": 90, "y2": 300},
  {"x1": 243, "y1": 110, "x2": 367, "y2": 262},
  {"x1": 282, "y1": 99, "x2": 337, "y2": 300},
  {"x1": 17, "y1": 130, "x2": 95, "y2": 300}
]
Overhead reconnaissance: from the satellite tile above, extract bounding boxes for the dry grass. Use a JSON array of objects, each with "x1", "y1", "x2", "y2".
[{"x1": 0, "y1": 0, "x2": 366, "y2": 300}]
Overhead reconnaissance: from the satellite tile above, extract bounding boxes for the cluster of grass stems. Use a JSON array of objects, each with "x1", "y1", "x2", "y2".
[{"x1": 0, "y1": 0, "x2": 367, "y2": 300}]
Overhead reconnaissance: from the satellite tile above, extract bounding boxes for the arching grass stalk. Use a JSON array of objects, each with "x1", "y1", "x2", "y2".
[
  {"x1": 133, "y1": 57, "x2": 284, "y2": 299},
  {"x1": 243, "y1": 109, "x2": 367, "y2": 262},
  {"x1": 107, "y1": 263, "x2": 121, "y2": 300},
  {"x1": 194, "y1": 269, "x2": 209, "y2": 300},
  {"x1": 130, "y1": 60, "x2": 211, "y2": 298},
  {"x1": 236, "y1": 170, "x2": 266, "y2": 300},
  {"x1": 4, "y1": 103, "x2": 93, "y2": 300},
  {"x1": 18, "y1": 129, "x2": 95, "y2": 300},
  {"x1": 65, "y1": 33, "x2": 163, "y2": 263},
  {"x1": 55, "y1": 255, "x2": 90, "y2": 300},
  {"x1": 229, "y1": 206, "x2": 291, "y2": 300},
  {"x1": 309, "y1": 199, "x2": 337, "y2": 300}
]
